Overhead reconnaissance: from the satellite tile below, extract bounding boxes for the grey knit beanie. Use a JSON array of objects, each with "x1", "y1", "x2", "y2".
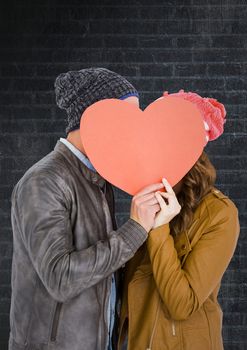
[{"x1": 54, "y1": 67, "x2": 139, "y2": 135}]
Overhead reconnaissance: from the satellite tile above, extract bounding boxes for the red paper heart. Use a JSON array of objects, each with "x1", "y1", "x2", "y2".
[{"x1": 80, "y1": 96, "x2": 206, "y2": 195}]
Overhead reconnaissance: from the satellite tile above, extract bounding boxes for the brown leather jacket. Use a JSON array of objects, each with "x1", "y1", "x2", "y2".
[
  {"x1": 9, "y1": 140, "x2": 148, "y2": 350},
  {"x1": 118, "y1": 189, "x2": 240, "y2": 350}
]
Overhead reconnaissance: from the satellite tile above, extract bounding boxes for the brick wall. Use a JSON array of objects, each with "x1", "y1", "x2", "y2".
[{"x1": 0, "y1": 0, "x2": 246, "y2": 349}]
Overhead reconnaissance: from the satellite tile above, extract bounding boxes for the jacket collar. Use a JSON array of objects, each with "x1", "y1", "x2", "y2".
[{"x1": 53, "y1": 140, "x2": 106, "y2": 188}]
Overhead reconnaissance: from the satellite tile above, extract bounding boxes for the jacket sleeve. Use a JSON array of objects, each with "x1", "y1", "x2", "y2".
[
  {"x1": 12, "y1": 172, "x2": 147, "y2": 303},
  {"x1": 146, "y1": 198, "x2": 240, "y2": 321}
]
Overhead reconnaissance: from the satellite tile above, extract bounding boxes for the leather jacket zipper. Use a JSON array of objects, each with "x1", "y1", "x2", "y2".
[
  {"x1": 97, "y1": 184, "x2": 113, "y2": 350},
  {"x1": 50, "y1": 302, "x2": 62, "y2": 342}
]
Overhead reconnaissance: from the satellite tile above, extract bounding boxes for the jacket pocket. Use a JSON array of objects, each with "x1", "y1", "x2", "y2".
[
  {"x1": 180, "y1": 306, "x2": 208, "y2": 330},
  {"x1": 50, "y1": 302, "x2": 62, "y2": 342}
]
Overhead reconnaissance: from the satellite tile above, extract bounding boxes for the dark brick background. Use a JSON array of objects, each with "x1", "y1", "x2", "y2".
[{"x1": 0, "y1": 0, "x2": 247, "y2": 349}]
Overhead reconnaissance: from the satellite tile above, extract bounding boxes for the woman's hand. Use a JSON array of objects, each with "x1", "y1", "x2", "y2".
[{"x1": 153, "y1": 178, "x2": 182, "y2": 229}]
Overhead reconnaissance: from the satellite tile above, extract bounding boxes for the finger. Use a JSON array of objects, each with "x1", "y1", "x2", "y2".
[
  {"x1": 159, "y1": 190, "x2": 180, "y2": 208},
  {"x1": 155, "y1": 192, "x2": 167, "y2": 211},
  {"x1": 158, "y1": 191, "x2": 177, "y2": 203},
  {"x1": 136, "y1": 192, "x2": 155, "y2": 201},
  {"x1": 142, "y1": 202, "x2": 161, "y2": 214},
  {"x1": 162, "y1": 178, "x2": 175, "y2": 195},
  {"x1": 141, "y1": 195, "x2": 160, "y2": 206},
  {"x1": 159, "y1": 191, "x2": 173, "y2": 198},
  {"x1": 134, "y1": 182, "x2": 164, "y2": 198},
  {"x1": 152, "y1": 203, "x2": 162, "y2": 213},
  {"x1": 135, "y1": 192, "x2": 159, "y2": 205},
  {"x1": 158, "y1": 191, "x2": 171, "y2": 205}
]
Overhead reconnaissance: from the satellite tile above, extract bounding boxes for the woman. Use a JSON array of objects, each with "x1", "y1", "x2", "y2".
[{"x1": 118, "y1": 91, "x2": 240, "y2": 350}]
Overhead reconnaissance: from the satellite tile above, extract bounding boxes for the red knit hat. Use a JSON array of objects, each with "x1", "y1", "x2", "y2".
[{"x1": 162, "y1": 89, "x2": 226, "y2": 141}]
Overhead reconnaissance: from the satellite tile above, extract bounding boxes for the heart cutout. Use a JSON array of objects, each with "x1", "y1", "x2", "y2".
[{"x1": 80, "y1": 96, "x2": 206, "y2": 195}]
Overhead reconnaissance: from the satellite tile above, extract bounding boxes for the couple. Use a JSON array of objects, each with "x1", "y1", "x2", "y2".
[{"x1": 9, "y1": 68, "x2": 240, "y2": 350}]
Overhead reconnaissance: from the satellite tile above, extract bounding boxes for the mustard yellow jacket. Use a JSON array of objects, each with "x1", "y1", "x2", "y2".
[{"x1": 118, "y1": 188, "x2": 240, "y2": 350}]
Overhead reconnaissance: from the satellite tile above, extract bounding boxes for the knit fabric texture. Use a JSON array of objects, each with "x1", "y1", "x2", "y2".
[
  {"x1": 162, "y1": 89, "x2": 226, "y2": 141},
  {"x1": 54, "y1": 67, "x2": 139, "y2": 135}
]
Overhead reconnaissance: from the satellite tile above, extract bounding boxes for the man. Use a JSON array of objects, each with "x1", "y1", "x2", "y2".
[{"x1": 8, "y1": 68, "x2": 163, "y2": 350}]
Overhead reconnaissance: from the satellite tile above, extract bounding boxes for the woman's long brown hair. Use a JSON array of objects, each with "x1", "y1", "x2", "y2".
[{"x1": 170, "y1": 151, "x2": 217, "y2": 237}]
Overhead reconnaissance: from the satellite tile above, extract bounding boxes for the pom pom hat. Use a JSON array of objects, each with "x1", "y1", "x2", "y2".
[{"x1": 160, "y1": 89, "x2": 226, "y2": 142}]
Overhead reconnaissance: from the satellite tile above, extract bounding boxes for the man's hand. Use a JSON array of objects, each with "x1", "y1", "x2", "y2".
[
  {"x1": 153, "y1": 178, "x2": 181, "y2": 229},
  {"x1": 130, "y1": 183, "x2": 164, "y2": 232}
]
